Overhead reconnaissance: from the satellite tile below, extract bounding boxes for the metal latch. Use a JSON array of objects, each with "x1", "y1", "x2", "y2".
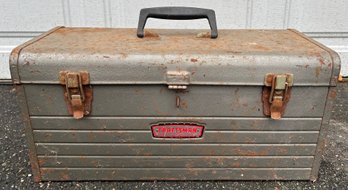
[
  {"x1": 262, "y1": 73, "x2": 293, "y2": 120},
  {"x1": 166, "y1": 71, "x2": 190, "y2": 108},
  {"x1": 166, "y1": 71, "x2": 190, "y2": 89},
  {"x1": 59, "y1": 71, "x2": 93, "y2": 119}
]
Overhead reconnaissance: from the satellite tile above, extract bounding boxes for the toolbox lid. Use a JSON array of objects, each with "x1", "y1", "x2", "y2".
[{"x1": 10, "y1": 27, "x2": 340, "y2": 86}]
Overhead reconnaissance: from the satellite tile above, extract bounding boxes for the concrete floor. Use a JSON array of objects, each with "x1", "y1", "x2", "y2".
[{"x1": 0, "y1": 84, "x2": 347, "y2": 190}]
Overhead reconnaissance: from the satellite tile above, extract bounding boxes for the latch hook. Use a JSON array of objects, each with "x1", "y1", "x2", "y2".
[
  {"x1": 59, "y1": 71, "x2": 93, "y2": 119},
  {"x1": 263, "y1": 73, "x2": 293, "y2": 120}
]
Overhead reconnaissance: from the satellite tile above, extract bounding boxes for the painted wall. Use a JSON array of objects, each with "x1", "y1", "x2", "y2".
[{"x1": 1, "y1": 0, "x2": 347, "y2": 80}]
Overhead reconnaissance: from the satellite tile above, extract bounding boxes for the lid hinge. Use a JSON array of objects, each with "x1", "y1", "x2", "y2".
[
  {"x1": 59, "y1": 71, "x2": 93, "y2": 119},
  {"x1": 262, "y1": 73, "x2": 293, "y2": 120}
]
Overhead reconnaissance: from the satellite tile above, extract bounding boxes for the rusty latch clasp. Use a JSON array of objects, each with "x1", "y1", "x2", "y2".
[
  {"x1": 59, "y1": 71, "x2": 92, "y2": 119},
  {"x1": 263, "y1": 73, "x2": 293, "y2": 120}
]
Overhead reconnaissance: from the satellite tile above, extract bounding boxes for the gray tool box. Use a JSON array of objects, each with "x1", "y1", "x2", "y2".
[{"x1": 10, "y1": 7, "x2": 340, "y2": 181}]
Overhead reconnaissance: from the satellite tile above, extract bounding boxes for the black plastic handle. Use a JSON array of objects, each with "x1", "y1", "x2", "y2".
[{"x1": 137, "y1": 7, "x2": 218, "y2": 38}]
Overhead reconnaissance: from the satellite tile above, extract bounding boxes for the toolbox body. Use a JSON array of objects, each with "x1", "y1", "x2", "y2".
[{"x1": 10, "y1": 13, "x2": 340, "y2": 181}]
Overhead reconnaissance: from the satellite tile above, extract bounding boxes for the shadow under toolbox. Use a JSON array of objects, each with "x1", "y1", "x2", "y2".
[{"x1": 10, "y1": 7, "x2": 340, "y2": 181}]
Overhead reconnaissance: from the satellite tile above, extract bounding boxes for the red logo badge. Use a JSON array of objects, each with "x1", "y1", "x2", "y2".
[{"x1": 151, "y1": 123, "x2": 204, "y2": 138}]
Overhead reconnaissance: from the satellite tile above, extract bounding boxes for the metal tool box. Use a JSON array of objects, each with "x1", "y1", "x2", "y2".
[{"x1": 10, "y1": 7, "x2": 340, "y2": 181}]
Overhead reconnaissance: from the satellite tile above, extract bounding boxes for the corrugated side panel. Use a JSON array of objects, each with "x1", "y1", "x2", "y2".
[{"x1": 33, "y1": 117, "x2": 320, "y2": 180}]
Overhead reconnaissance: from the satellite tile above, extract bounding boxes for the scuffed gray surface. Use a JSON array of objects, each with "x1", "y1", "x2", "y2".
[{"x1": 0, "y1": 84, "x2": 347, "y2": 190}]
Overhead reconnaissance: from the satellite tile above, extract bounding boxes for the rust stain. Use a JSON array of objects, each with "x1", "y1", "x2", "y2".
[
  {"x1": 233, "y1": 146, "x2": 272, "y2": 156},
  {"x1": 37, "y1": 158, "x2": 47, "y2": 166},
  {"x1": 23, "y1": 58, "x2": 35, "y2": 65},
  {"x1": 190, "y1": 58, "x2": 198, "y2": 62},
  {"x1": 296, "y1": 64, "x2": 309, "y2": 69},
  {"x1": 28, "y1": 148, "x2": 41, "y2": 182},
  {"x1": 143, "y1": 152, "x2": 153, "y2": 156},
  {"x1": 215, "y1": 157, "x2": 224, "y2": 166},
  {"x1": 144, "y1": 30, "x2": 159, "y2": 38},
  {"x1": 254, "y1": 44, "x2": 270, "y2": 51},
  {"x1": 41, "y1": 168, "x2": 54, "y2": 175},
  {"x1": 231, "y1": 162, "x2": 241, "y2": 168},
  {"x1": 319, "y1": 58, "x2": 326, "y2": 65},
  {"x1": 91, "y1": 160, "x2": 99, "y2": 167},
  {"x1": 61, "y1": 172, "x2": 70, "y2": 180},
  {"x1": 315, "y1": 66, "x2": 321, "y2": 77},
  {"x1": 119, "y1": 52, "x2": 128, "y2": 59},
  {"x1": 180, "y1": 99, "x2": 188, "y2": 109},
  {"x1": 21, "y1": 28, "x2": 328, "y2": 61},
  {"x1": 329, "y1": 89, "x2": 337, "y2": 99},
  {"x1": 185, "y1": 163, "x2": 193, "y2": 168},
  {"x1": 231, "y1": 87, "x2": 241, "y2": 110},
  {"x1": 161, "y1": 177, "x2": 179, "y2": 180}
]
